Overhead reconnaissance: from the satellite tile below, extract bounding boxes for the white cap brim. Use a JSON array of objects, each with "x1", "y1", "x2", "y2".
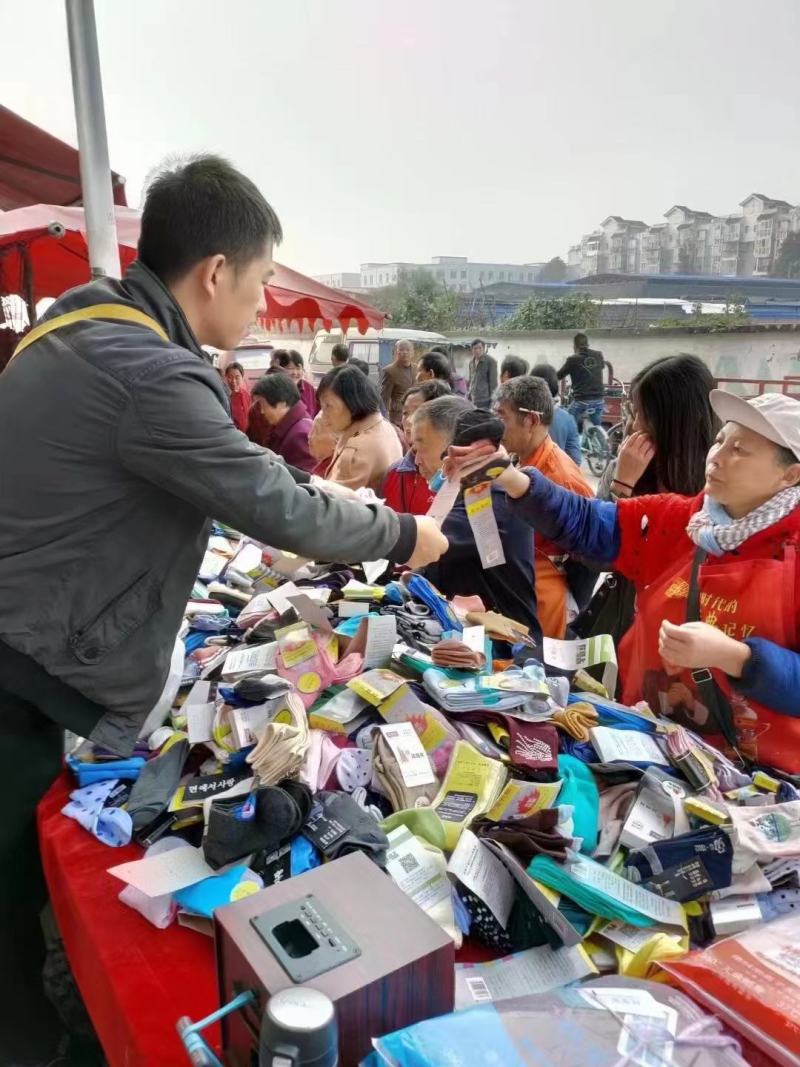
[{"x1": 709, "y1": 388, "x2": 792, "y2": 452}]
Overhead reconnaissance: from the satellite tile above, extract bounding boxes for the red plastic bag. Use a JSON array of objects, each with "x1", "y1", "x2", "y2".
[{"x1": 664, "y1": 914, "x2": 800, "y2": 1067}]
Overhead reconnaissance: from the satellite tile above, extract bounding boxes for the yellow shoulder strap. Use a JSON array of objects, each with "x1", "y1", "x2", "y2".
[{"x1": 10, "y1": 303, "x2": 169, "y2": 362}]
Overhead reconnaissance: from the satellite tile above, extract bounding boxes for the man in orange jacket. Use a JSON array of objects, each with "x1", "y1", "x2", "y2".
[{"x1": 493, "y1": 374, "x2": 593, "y2": 638}]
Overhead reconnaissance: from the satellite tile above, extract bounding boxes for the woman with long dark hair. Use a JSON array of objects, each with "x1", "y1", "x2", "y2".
[{"x1": 600, "y1": 354, "x2": 718, "y2": 500}]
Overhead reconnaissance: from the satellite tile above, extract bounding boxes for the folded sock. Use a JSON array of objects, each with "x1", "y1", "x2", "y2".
[
  {"x1": 298, "y1": 730, "x2": 342, "y2": 791},
  {"x1": 529, "y1": 853, "x2": 660, "y2": 928},
  {"x1": 246, "y1": 692, "x2": 310, "y2": 786},
  {"x1": 433, "y1": 741, "x2": 507, "y2": 852},
  {"x1": 458, "y1": 888, "x2": 513, "y2": 953},
  {"x1": 66, "y1": 754, "x2": 146, "y2": 787},
  {"x1": 127, "y1": 740, "x2": 189, "y2": 831},
  {"x1": 372, "y1": 732, "x2": 438, "y2": 813},
  {"x1": 557, "y1": 754, "x2": 599, "y2": 854},
  {"x1": 336, "y1": 747, "x2": 374, "y2": 793},
  {"x1": 174, "y1": 865, "x2": 254, "y2": 918},
  {"x1": 303, "y1": 791, "x2": 389, "y2": 867},
  {"x1": 623, "y1": 826, "x2": 733, "y2": 901},
  {"x1": 727, "y1": 801, "x2": 800, "y2": 870},
  {"x1": 118, "y1": 838, "x2": 188, "y2": 928},
  {"x1": 203, "y1": 781, "x2": 311, "y2": 870},
  {"x1": 471, "y1": 809, "x2": 571, "y2": 865},
  {"x1": 552, "y1": 702, "x2": 598, "y2": 742},
  {"x1": 381, "y1": 808, "x2": 448, "y2": 851},
  {"x1": 61, "y1": 779, "x2": 133, "y2": 847}
]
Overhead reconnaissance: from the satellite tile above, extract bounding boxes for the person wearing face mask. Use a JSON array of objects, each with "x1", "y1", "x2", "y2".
[
  {"x1": 446, "y1": 391, "x2": 800, "y2": 775},
  {"x1": 274, "y1": 348, "x2": 319, "y2": 416},
  {"x1": 412, "y1": 396, "x2": 540, "y2": 641},
  {"x1": 382, "y1": 381, "x2": 452, "y2": 514},
  {"x1": 318, "y1": 365, "x2": 403, "y2": 490}
]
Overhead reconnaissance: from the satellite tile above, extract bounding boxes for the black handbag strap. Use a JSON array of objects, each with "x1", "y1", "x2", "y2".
[{"x1": 686, "y1": 546, "x2": 745, "y2": 764}]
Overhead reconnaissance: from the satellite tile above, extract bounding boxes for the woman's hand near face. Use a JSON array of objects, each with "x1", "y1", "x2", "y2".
[{"x1": 614, "y1": 431, "x2": 656, "y2": 493}]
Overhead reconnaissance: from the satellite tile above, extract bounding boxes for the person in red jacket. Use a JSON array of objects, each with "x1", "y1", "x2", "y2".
[
  {"x1": 446, "y1": 390, "x2": 800, "y2": 774},
  {"x1": 383, "y1": 380, "x2": 452, "y2": 514},
  {"x1": 251, "y1": 373, "x2": 315, "y2": 473},
  {"x1": 224, "y1": 361, "x2": 252, "y2": 431}
]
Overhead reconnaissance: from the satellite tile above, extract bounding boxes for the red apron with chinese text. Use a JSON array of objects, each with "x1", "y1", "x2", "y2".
[{"x1": 618, "y1": 540, "x2": 800, "y2": 773}]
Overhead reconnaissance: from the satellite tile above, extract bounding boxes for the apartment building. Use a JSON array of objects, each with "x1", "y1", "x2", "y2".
[{"x1": 568, "y1": 194, "x2": 799, "y2": 279}]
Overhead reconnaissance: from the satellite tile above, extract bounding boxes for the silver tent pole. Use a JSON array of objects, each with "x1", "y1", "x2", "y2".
[{"x1": 65, "y1": 0, "x2": 121, "y2": 279}]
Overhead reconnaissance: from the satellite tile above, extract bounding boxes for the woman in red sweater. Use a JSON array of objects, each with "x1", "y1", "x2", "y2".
[{"x1": 447, "y1": 391, "x2": 800, "y2": 774}]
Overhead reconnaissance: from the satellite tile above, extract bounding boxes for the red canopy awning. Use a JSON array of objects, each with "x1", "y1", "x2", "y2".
[
  {"x1": 0, "y1": 203, "x2": 384, "y2": 333},
  {"x1": 261, "y1": 263, "x2": 384, "y2": 334},
  {"x1": 0, "y1": 105, "x2": 127, "y2": 211}
]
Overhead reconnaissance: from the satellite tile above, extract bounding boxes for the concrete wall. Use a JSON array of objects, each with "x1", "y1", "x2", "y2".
[{"x1": 445, "y1": 328, "x2": 800, "y2": 389}]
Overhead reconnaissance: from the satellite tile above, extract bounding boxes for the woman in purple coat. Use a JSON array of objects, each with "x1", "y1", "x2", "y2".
[{"x1": 251, "y1": 372, "x2": 315, "y2": 473}]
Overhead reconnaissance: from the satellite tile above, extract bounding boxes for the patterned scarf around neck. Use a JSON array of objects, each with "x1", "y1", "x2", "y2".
[{"x1": 686, "y1": 485, "x2": 800, "y2": 556}]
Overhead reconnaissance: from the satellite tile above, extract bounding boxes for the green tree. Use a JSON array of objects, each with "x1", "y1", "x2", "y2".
[
  {"x1": 502, "y1": 292, "x2": 598, "y2": 330},
  {"x1": 772, "y1": 233, "x2": 800, "y2": 279},
  {"x1": 655, "y1": 298, "x2": 748, "y2": 332},
  {"x1": 373, "y1": 270, "x2": 458, "y2": 331},
  {"x1": 537, "y1": 256, "x2": 567, "y2": 282}
]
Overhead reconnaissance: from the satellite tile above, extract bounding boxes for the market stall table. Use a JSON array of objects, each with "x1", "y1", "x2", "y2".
[
  {"x1": 39, "y1": 773, "x2": 221, "y2": 1067},
  {"x1": 38, "y1": 773, "x2": 499, "y2": 1067}
]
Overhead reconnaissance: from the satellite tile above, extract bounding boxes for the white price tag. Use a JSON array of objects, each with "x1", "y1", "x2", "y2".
[{"x1": 378, "y1": 722, "x2": 436, "y2": 788}]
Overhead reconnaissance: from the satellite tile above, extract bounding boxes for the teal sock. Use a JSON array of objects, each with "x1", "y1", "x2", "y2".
[
  {"x1": 529, "y1": 853, "x2": 657, "y2": 927},
  {"x1": 557, "y1": 754, "x2": 599, "y2": 854}
]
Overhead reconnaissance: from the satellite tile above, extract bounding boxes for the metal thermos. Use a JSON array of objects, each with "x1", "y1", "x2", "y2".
[{"x1": 259, "y1": 987, "x2": 338, "y2": 1067}]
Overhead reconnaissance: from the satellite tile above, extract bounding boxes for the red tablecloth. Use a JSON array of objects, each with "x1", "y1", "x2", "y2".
[
  {"x1": 39, "y1": 774, "x2": 778, "y2": 1067},
  {"x1": 38, "y1": 774, "x2": 221, "y2": 1067},
  {"x1": 37, "y1": 775, "x2": 497, "y2": 1067}
]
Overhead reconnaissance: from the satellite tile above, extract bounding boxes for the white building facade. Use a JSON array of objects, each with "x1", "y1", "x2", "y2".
[
  {"x1": 567, "y1": 195, "x2": 799, "y2": 279},
  {"x1": 357, "y1": 256, "x2": 544, "y2": 292}
]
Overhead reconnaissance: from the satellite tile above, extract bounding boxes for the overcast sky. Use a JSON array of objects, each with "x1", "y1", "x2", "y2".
[{"x1": 3, "y1": 0, "x2": 799, "y2": 276}]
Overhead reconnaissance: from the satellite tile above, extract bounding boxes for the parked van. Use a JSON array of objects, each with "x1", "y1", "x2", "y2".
[{"x1": 308, "y1": 327, "x2": 448, "y2": 384}]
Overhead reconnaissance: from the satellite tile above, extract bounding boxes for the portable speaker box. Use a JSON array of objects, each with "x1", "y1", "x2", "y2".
[{"x1": 214, "y1": 851, "x2": 455, "y2": 1066}]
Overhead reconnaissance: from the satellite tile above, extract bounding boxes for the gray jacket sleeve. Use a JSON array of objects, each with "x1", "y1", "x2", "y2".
[{"x1": 115, "y1": 359, "x2": 416, "y2": 564}]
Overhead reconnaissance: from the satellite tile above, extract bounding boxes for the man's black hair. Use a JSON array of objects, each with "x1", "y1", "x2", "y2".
[
  {"x1": 275, "y1": 349, "x2": 304, "y2": 369},
  {"x1": 419, "y1": 351, "x2": 454, "y2": 385},
  {"x1": 349, "y1": 357, "x2": 370, "y2": 376},
  {"x1": 331, "y1": 343, "x2": 350, "y2": 364},
  {"x1": 317, "y1": 365, "x2": 380, "y2": 421},
  {"x1": 138, "y1": 154, "x2": 283, "y2": 285},
  {"x1": 500, "y1": 355, "x2": 529, "y2": 380},
  {"x1": 252, "y1": 372, "x2": 300, "y2": 408},
  {"x1": 630, "y1": 354, "x2": 718, "y2": 495},
  {"x1": 530, "y1": 363, "x2": 559, "y2": 398},
  {"x1": 574, "y1": 332, "x2": 589, "y2": 350},
  {"x1": 225, "y1": 361, "x2": 245, "y2": 376},
  {"x1": 403, "y1": 380, "x2": 452, "y2": 403}
]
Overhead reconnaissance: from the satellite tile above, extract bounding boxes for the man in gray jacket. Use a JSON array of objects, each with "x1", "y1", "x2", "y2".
[
  {"x1": 0, "y1": 155, "x2": 446, "y2": 1064},
  {"x1": 467, "y1": 337, "x2": 498, "y2": 409}
]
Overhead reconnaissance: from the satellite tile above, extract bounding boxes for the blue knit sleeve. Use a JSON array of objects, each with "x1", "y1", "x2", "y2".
[
  {"x1": 506, "y1": 467, "x2": 620, "y2": 563},
  {"x1": 733, "y1": 637, "x2": 800, "y2": 717}
]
